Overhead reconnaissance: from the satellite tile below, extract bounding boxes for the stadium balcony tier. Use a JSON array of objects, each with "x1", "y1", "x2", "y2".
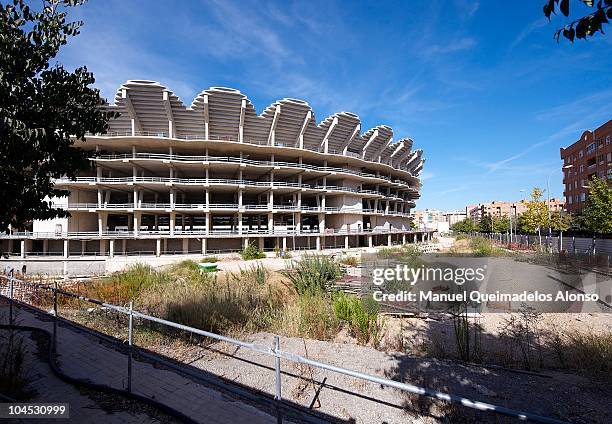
[{"x1": 1, "y1": 80, "x2": 428, "y2": 256}]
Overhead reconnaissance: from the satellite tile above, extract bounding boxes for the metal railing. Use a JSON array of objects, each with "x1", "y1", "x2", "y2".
[
  {"x1": 53, "y1": 177, "x2": 415, "y2": 201},
  {"x1": 0, "y1": 275, "x2": 567, "y2": 424},
  {"x1": 94, "y1": 153, "x2": 417, "y2": 188},
  {"x1": 84, "y1": 133, "x2": 418, "y2": 179}
]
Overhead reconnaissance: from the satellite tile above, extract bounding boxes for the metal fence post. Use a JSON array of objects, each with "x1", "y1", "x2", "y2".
[
  {"x1": 127, "y1": 300, "x2": 133, "y2": 393},
  {"x1": 9, "y1": 275, "x2": 14, "y2": 325},
  {"x1": 53, "y1": 281, "x2": 58, "y2": 317},
  {"x1": 273, "y1": 335, "x2": 281, "y2": 401}
]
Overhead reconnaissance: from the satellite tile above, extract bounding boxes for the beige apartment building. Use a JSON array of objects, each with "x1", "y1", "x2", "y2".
[{"x1": 466, "y1": 199, "x2": 565, "y2": 223}]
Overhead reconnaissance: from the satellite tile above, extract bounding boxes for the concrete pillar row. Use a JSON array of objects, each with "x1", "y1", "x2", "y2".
[
  {"x1": 201, "y1": 238, "x2": 206, "y2": 255},
  {"x1": 156, "y1": 239, "x2": 161, "y2": 257},
  {"x1": 344, "y1": 235, "x2": 349, "y2": 250},
  {"x1": 368, "y1": 235, "x2": 373, "y2": 248},
  {"x1": 63, "y1": 240, "x2": 69, "y2": 258},
  {"x1": 109, "y1": 239, "x2": 114, "y2": 258}
]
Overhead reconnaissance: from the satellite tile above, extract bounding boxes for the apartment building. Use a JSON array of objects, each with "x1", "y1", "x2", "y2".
[
  {"x1": 466, "y1": 199, "x2": 564, "y2": 222},
  {"x1": 560, "y1": 119, "x2": 612, "y2": 214},
  {"x1": 0, "y1": 81, "x2": 426, "y2": 258},
  {"x1": 444, "y1": 211, "x2": 467, "y2": 226}
]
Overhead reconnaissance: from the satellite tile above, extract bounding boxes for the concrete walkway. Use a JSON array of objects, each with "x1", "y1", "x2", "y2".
[{"x1": 1, "y1": 300, "x2": 337, "y2": 424}]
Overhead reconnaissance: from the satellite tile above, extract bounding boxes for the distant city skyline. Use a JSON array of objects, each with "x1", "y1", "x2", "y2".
[{"x1": 57, "y1": 0, "x2": 612, "y2": 210}]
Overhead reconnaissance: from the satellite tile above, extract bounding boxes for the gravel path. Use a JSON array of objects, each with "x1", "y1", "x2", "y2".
[{"x1": 192, "y1": 331, "x2": 611, "y2": 423}]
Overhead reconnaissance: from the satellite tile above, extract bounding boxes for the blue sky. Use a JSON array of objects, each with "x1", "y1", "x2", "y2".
[{"x1": 58, "y1": 0, "x2": 612, "y2": 211}]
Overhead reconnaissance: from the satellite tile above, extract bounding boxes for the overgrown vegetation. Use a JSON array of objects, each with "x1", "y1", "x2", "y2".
[
  {"x1": 0, "y1": 329, "x2": 31, "y2": 400},
  {"x1": 241, "y1": 243, "x2": 266, "y2": 260},
  {"x1": 282, "y1": 255, "x2": 343, "y2": 294},
  {"x1": 469, "y1": 237, "x2": 505, "y2": 257},
  {"x1": 333, "y1": 291, "x2": 382, "y2": 344}
]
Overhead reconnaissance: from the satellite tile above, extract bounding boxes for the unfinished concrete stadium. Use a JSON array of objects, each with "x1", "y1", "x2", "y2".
[{"x1": 0, "y1": 80, "x2": 427, "y2": 259}]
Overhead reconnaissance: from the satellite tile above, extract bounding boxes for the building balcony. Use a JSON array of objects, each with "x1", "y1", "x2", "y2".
[
  {"x1": 94, "y1": 153, "x2": 416, "y2": 189},
  {"x1": 0, "y1": 226, "x2": 417, "y2": 240}
]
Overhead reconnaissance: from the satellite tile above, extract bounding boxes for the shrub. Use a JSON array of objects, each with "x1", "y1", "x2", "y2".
[
  {"x1": 332, "y1": 291, "x2": 381, "y2": 344},
  {"x1": 277, "y1": 290, "x2": 339, "y2": 340},
  {"x1": 550, "y1": 331, "x2": 612, "y2": 378},
  {"x1": 241, "y1": 243, "x2": 266, "y2": 260},
  {"x1": 470, "y1": 237, "x2": 494, "y2": 257},
  {"x1": 200, "y1": 256, "x2": 218, "y2": 263},
  {"x1": 340, "y1": 256, "x2": 358, "y2": 266},
  {"x1": 282, "y1": 255, "x2": 343, "y2": 294},
  {"x1": 0, "y1": 330, "x2": 31, "y2": 400}
]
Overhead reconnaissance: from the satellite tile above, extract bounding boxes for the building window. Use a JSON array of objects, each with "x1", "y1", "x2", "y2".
[
  {"x1": 580, "y1": 193, "x2": 586, "y2": 202},
  {"x1": 606, "y1": 135, "x2": 611, "y2": 145},
  {"x1": 597, "y1": 154, "x2": 604, "y2": 164},
  {"x1": 579, "y1": 150, "x2": 583, "y2": 158},
  {"x1": 569, "y1": 196, "x2": 573, "y2": 204},
  {"x1": 579, "y1": 164, "x2": 584, "y2": 173},
  {"x1": 608, "y1": 168, "x2": 612, "y2": 180},
  {"x1": 586, "y1": 142, "x2": 596, "y2": 154},
  {"x1": 607, "y1": 152, "x2": 611, "y2": 162}
]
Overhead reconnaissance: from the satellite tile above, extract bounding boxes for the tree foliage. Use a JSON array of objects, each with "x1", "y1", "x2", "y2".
[
  {"x1": 492, "y1": 215, "x2": 510, "y2": 233},
  {"x1": 0, "y1": 0, "x2": 115, "y2": 231},
  {"x1": 450, "y1": 218, "x2": 475, "y2": 233},
  {"x1": 543, "y1": 0, "x2": 611, "y2": 43},
  {"x1": 550, "y1": 210, "x2": 573, "y2": 232},
  {"x1": 519, "y1": 188, "x2": 549, "y2": 234},
  {"x1": 579, "y1": 177, "x2": 612, "y2": 234}
]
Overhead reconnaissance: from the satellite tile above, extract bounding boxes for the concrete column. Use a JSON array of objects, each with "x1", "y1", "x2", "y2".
[
  {"x1": 268, "y1": 213, "x2": 274, "y2": 234},
  {"x1": 182, "y1": 238, "x2": 188, "y2": 254},
  {"x1": 122, "y1": 239, "x2": 126, "y2": 254},
  {"x1": 163, "y1": 238, "x2": 168, "y2": 253},
  {"x1": 319, "y1": 214, "x2": 326, "y2": 233},
  {"x1": 156, "y1": 239, "x2": 161, "y2": 257},
  {"x1": 244, "y1": 238, "x2": 250, "y2": 249},
  {"x1": 20, "y1": 240, "x2": 26, "y2": 258},
  {"x1": 43, "y1": 239, "x2": 48, "y2": 255},
  {"x1": 316, "y1": 236, "x2": 321, "y2": 251},
  {"x1": 170, "y1": 212, "x2": 175, "y2": 236},
  {"x1": 388, "y1": 234, "x2": 392, "y2": 246},
  {"x1": 368, "y1": 235, "x2": 373, "y2": 248},
  {"x1": 321, "y1": 194, "x2": 326, "y2": 210},
  {"x1": 238, "y1": 189, "x2": 243, "y2": 208},
  {"x1": 98, "y1": 213, "x2": 107, "y2": 236},
  {"x1": 97, "y1": 189, "x2": 102, "y2": 208},
  {"x1": 81, "y1": 240, "x2": 86, "y2": 256},
  {"x1": 133, "y1": 212, "x2": 140, "y2": 236},
  {"x1": 205, "y1": 189, "x2": 210, "y2": 208},
  {"x1": 206, "y1": 212, "x2": 211, "y2": 235},
  {"x1": 201, "y1": 238, "x2": 206, "y2": 255},
  {"x1": 402, "y1": 234, "x2": 407, "y2": 245},
  {"x1": 170, "y1": 189, "x2": 175, "y2": 208},
  {"x1": 282, "y1": 237, "x2": 287, "y2": 251},
  {"x1": 63, "y1": 240, "x2": 69, "y2": 258},
  {"x1": 132, "y1": 165, "x2": 137, "y2": 183},
  {"x1": 344, "y1": 235, "x2": 349, "y2": 250},
  {"x1": 238, "y1": 212, "x2": 243, "y2": 235},
  {"x1": 133, "y1": 188, "x2": 138, "y2": 208},
  {"x1": 109, "y1": 239, "x2": 114, "y2": 258},
  {"x1": 99, "y1": 239, "x2": 106, "y2": 255}
]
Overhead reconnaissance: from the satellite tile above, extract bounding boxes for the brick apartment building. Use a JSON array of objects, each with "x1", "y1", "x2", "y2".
[
  {"x1": 466, "y1": 199, "x2": 565, "y2": 223},
  {"x1": 560, "y1": 120, "x2": 612, "y2": 214}
]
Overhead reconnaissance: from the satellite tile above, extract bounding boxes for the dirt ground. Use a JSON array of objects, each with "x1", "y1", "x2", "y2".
[{"x1": 189, "y1": 324, "x2": 611, "y2": 424}]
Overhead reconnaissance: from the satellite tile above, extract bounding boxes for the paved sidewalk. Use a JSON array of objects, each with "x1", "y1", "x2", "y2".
[{"x1": 0, "y1": 300, "x2": 317, "y2": 424}]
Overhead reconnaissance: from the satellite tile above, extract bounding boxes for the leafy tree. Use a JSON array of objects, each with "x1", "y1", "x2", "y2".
[
  {"x1": 579, "y1": 176, "x2": 612, "y2": 234},
  {"x1": 543, "y1": 0, "x2": 611, "y2": 43},
  {"x1": 549, "y1": 211, "x2": 572, "y2": 232},
  {"x1": 492, "y1": 215, "x2": 511, "y2": 233},
  {"x1": 519, "y1": 188, "x2": 549, "y2": 241},
  {"x1": 450, "y1": 218, "x2": 475, "y2": 233},
  {"x1": 478, "y1": 214, "x2": 493, "y2": 233},
  {"x1": 0, "y1": 0, "x2": 115, "y2": 232}
]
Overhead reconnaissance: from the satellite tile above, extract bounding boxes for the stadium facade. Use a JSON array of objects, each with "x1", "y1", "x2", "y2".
[{"x1": 1, "y1": 80, "x2": 426, "y2": 257}]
